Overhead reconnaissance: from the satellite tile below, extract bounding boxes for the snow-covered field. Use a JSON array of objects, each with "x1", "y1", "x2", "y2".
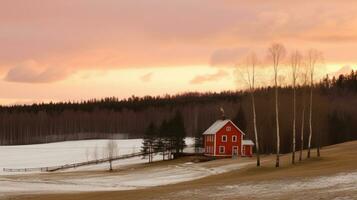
[
  {"x1": 0, "y1": 138, "x2": 194, "y2": 175},
  {"x1": 0, "y1": 137, "x2": 254, "y2": 198}
]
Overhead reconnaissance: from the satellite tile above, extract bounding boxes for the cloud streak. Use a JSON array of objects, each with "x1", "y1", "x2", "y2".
[
  {"x1": 140, "y1": 72, "x2": 153, "y2": 82},
  {"x1": 190, "y1": 70, "x2": 229, "y2": 84},
  {"x1": 4, "y1": 61, "x2": 72, "y2": 83}
]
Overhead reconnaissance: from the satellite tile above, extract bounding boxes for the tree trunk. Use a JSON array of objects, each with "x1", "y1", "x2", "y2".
[
  {"x1": 307, "y1": 85, "x2": 313, "y2": 158},
  {"x1": 275, "y1": 78, "x2": 280, "y2": 168},
  {"x1": 251, "y1": 92, "x2": 260, "y2": 167},
  {"x1": 317, "y1": 137, "x2": 321, "y2": 157},
  {"x1": 299, "y1": 97, "x2": 305, "y2": 162},
  {"x1": 292, "y1": 86, "x2": 296, "y2": 164}
]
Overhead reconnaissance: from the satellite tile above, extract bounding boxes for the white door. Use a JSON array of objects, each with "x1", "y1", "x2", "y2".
[{"x1": 232, "y1": 146, "x2": 238, "y2": 156}]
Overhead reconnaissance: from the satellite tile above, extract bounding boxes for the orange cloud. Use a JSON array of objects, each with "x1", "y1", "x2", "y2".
[
  {"x1": 2, "y1": 0, "x2": 357, "y2": 75},
  {"x1": 190, "y1": 70, "x2": 229, "y2": 84},
  {"x1": 140, "y1": 72, "x2": 153, "y2": 82}
]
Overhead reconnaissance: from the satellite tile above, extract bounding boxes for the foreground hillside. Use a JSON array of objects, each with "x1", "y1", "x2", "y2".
[{"x1": 7, "y1": 140, "x2": 357, "y2": 200}]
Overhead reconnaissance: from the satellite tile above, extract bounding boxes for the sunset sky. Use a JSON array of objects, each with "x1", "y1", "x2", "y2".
[{"x1": 1, "y1": 0, "x2": 357, "y2": 105}]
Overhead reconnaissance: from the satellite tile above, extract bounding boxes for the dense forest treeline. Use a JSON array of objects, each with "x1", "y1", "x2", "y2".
[{"x1": 0, "y1": 71, "x2": 356, "y2": 155}]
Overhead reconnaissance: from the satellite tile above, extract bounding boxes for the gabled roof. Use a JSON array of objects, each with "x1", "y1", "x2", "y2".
[
  {"x1": 242, "y1": 140, "x2": 254, "y2": 145},
  {"x1": 202, "y1": 119, "x2": 246, "y2": 135}
]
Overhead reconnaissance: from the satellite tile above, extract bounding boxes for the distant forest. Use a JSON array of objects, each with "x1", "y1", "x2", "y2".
[{"x1": 0, "y1": 71, "x2": 356, "y2": 154}]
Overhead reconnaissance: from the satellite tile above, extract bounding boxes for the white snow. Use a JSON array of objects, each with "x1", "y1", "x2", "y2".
[
  {"x1": 0, "y1": 139, "x2": 142, "y2": 174},
  {"x1": 0, "y1": 162, "x2": 248, "y2": 193},
  {"x1": 173, "y1": 172, "x2": 357, "y2": 200},
  {"x1": 0, "y1": 137, "x2": 195, "y2": 175},
  {"x1": 0, "y1": 155, "x2": 251, "y2": 197},
  {"x1": 0, "y1": 137, "x2": 255, "y2": 198}
]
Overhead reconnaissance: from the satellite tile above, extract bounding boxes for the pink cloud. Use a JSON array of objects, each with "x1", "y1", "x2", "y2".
[
  {"x1": 4, "y1": 61, "x2": 72, "y2": 83},
  {"x1": 1, "y1": 0, "x2": 357, "y2": 84}
]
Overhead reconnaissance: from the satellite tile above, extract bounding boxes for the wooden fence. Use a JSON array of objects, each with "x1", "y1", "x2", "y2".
[{"x1": 3, "y1": 151, "x2": 147, "y2": 173}]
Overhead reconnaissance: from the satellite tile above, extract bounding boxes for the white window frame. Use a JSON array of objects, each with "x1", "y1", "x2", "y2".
[
  {"x1": 219, "y1": 146, "x2": 225, "y2": 154},
  {"x1": 226, "y1": 126, "x2": 231, "y2": 131},
  {"x1": 232, "y1": 135, "x2": 237, "y2": 142},
  {"x1": 222, "y1": 135, "x2": 227, "y2": 142}
]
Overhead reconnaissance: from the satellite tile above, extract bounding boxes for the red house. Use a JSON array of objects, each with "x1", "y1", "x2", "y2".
[{"x1": 203, "y1": 119, "x2": 254, "y2": 157}]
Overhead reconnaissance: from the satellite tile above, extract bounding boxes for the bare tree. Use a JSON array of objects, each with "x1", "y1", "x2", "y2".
[
  {"x1": 268, "y1": 43, "x2": 286, "y2": 168},
  {"x1": 290, "y1": 50, "x2": 302, "y2": 164},
  {"x1": 306, "y1": 49, "x2": 321, "y2": 158},
  {"x1": 107, "y1": 140, "x2": 118, "y2": 171},
  {"x1": 240, "y1": 53, "x2": 261, "y2": 167},
  {"x1": 299, "y1": 61, "x2": 308, "y2": 162}
]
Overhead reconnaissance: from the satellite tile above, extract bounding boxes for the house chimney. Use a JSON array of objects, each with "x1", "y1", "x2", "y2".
[{"x1": 220, "y1": 107, "x2": 226, "y2": 120}]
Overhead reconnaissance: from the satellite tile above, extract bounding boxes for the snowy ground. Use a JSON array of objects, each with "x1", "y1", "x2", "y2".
[
  {"x1": 1, "y1": 137, "x2": 244, "y2": 197},
  {"x1": 170, "y1": 172, "x2": 357, "y2": 200},
  {"x1": 0, "y1": 160, "x2": 252, "y2": 198},
  {"x1": 0, "y1": 138, "x2": 194, "y2": 175}
]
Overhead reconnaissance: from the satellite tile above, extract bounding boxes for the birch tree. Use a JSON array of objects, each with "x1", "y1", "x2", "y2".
[
  {"x1": 306, "y1": 49, "x2": 321, "y2": 158},
  {"x1": 299, "y1": 61, "x2": 308, "y2": 162},
  {"x1": 268, "y1": 43, "x2": 286, "y2": 168},
  {"x1": 238, "y1": 52, "x2": 261, "y2": 167},
  {"x1": 290, "y1": 50, "x2": 302, "y2": 164},
  {"x1": 107, "y1": 139, "x2": 118, "y2": 171}
]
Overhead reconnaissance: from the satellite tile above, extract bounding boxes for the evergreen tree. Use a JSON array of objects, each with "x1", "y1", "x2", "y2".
[
  {"x1": 232, "y1": 105, "x2": 247, "y2": 133},
  {"x1": 173, "y1": 111, "x2": 186, "y2": 153},
  {"x1": 158, "y1": 120, "x2": 171, "y2": 160},
  {"x1": 141, "y1": 122, "x2": 157, "y2": 162},
  {"x1": 194, "y1": 128, "x2": 203, "y2": 153}
]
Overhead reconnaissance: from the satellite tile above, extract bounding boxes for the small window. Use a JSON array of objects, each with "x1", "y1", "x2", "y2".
[
  {"x1": 219, "y1": 146, "x2": 225, "y2": 154},
  {"x1": 222, "y1": 135, "x2": 227, "y2": 142},
  {"x1": 232, "y1": 135, "x2": 237, "y2": 142},
  {"x1": 226, "y1": 126, "x2": 231, "y2": 131}
]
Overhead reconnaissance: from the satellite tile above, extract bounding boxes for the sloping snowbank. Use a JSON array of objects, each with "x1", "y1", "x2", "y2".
[{"x1": 0, "y1": 160, "x2": 252, "y2": 197}]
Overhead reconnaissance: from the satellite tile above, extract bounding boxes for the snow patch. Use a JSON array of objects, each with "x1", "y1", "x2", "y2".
[{"x1": 174, "y1": 172, "x2": 357, "y2": 199}]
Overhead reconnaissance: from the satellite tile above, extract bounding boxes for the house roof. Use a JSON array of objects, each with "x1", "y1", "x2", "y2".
[
  {"x1": 242, "y1": 140, "x2": 254, "y2": 145},
  {"x1": 202, "y1": 119, "x2": 246, "y2": 136}
]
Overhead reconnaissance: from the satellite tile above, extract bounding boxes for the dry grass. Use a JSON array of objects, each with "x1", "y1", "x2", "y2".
[{"x1": 9, "y1": 140, "x2": 357, "y2": 200}]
